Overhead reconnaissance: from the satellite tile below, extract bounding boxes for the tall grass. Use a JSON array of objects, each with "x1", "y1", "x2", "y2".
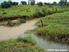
[
  {"x1": 0, "y1": 33, "x2": 44, "y2": 52},
  {"x1": 0, "y1": 5, "x2": 68, "y2": 17},
  {"x1": 35, "y1": 11, "x2": 69, "y2": 44}
]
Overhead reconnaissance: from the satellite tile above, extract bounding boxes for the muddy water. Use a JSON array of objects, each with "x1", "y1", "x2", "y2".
[
  {"x1": 0, "y1": 19, "x2": 38, "y2": 41},
  {"x1": 35, "y1": 36, "x2": 69, "y2": 49},
  {"x1": 0, "y1": 18, "x2": 69, "y2": 52},
  {"x1": 19, "y1": 33, "x2": 69, "y2": 52}
]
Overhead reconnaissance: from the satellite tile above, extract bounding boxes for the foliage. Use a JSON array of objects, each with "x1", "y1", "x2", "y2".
[
  {"x1": 33, "y1": 9, "x2": 46, "y2": 18},
  {"x1": 0, "y1": 5, "x2": 68, "y2": 17},
  {"x1": 37, "y1": 2, "x2": 43, "y2": 6},
  {"x1": 21, "y1": 1, "x2": 27, "y2": 5},
  {"x1": 12, "y1": 2, "x2": 18, "y2": 6},
  {"x1": 1, "y1": 1, "x2": 11, "y2": 8},
  {"x1": 17, "y1": 34, "x2": 37, "y2": 45},
  {"x1": 59, "y1": 1, "x2": 67, "y2": 6},
  {"x1": 52, "y1": 2, "x2": 57, "y2": 5},
  {"x1": 1, "y1": 1, "x2": 18, "y2": 8},
  {"x1": 30, "y1": 1, "x2": 35, "y2": 5},
  {"x1": 35, "y1": 12, "x2": 69, "y2": 44}
]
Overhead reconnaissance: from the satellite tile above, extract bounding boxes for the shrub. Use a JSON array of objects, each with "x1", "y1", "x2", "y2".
[
  {"x1": 2, "y1": 12, "x2": 7, "y2": 14},
  {"x1": 35, "y1": 27, "x2": 47, "y2": 36},
  {"x1": 17, "y1": 34, "x2": 37, "y2": 45},
  {"x1": 33, "y1": 10, "x2": 46, "y2": 18}
]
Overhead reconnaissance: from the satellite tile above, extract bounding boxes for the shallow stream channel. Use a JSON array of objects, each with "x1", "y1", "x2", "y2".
[{"x1": 19, "y1": 32, "x2": 69, "y2": 52}]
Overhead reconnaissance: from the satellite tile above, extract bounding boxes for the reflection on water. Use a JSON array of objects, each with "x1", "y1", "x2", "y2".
[{"x1": 36, "y1": 36, "x2": 69, "y2": 49}]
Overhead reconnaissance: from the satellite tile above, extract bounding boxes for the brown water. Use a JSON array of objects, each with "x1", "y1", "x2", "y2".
[
  {"x1": 0, "y1": 19, "x2": 38, "y2": 40},
  {"x1": 19, "y1": 33, "x2": 69, "y2": 52},
  {"x1": 0, "y1": 18, "x2": 69, "y2": 52}
]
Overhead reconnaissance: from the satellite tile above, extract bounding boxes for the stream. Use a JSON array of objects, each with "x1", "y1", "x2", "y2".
[
  {"x1": 20, "y1": 32, "x2": 69, "y2": 52},
  {"x1": 0, "y1": 18, "x2": 69, "y2": 52}
]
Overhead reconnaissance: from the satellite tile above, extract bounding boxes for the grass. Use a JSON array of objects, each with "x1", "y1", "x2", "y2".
[
  {"x1": 0, "y1": 34, "x2": 44, "y2": 52},
  {"x1": 0, "y1": 5, "x2": 68, "y2": 17},
  {"x1": 35, "y1": 11, "x2": 69, "y2": 44},
  {"x1": 0, "y1": 5, "x2": 68, "y2": 27}
]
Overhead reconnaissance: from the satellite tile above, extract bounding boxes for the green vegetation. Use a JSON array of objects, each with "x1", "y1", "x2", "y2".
[
  {"x1": 0, "y1": 0, "x2": 69, "y2": 51},
  {"x1": 35, "y1": 11, "x2": 69, "y2": 44},
  {"x1": 7, "y1": 19, "x2": 26, "y2": 27},
  {"x1": 0, "y1": 18, "x2": 26, "y2": 27},
  {"x1": 0, "y1": 5, "x2": 68, "y2": 26},
  {"x1": 21, "y1": 1, "x2": 27, "y2": 5},
  {"x1": 1, "y1": 1, "x2": 18, "y2": 8},
  {"x1": 0, "y1": 5, "x2": 68, "y2": 18},
  {"x1": 0, "y1": 34, "x2": 44, "y2": 52},
  {"x1": 37, "y1": 2, "x2": 43, "y2": 6}
]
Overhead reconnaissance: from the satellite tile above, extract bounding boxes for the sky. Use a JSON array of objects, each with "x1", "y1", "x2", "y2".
[
  {"x1": 0, "y1": 0, "x2": 69, "y2": 4},
  {"x1": 11, "y1": 0, "x2": 60, "y2": 3}
]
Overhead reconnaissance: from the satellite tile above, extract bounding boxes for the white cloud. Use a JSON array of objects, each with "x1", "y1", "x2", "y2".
[
  {"x1": 35, "y1": 0, "x2": 60, "y2": 3},
  {"x1": 11, "y1": 0, "x2": 60, "y2": 3},
  {"x1": 0, "y1": 0, "x2": 69, "y2": 4}
]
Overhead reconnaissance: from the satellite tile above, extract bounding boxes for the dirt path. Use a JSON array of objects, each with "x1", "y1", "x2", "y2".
[{"x1": 0, "y1": 19, "x2": 39, "y2": 41}]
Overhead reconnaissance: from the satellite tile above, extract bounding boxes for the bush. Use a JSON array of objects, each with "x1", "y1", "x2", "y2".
[
  {"x1": 33, "y1": 10, "x2": 46, "y2": 18},
  {"x1": 2, "y1": 12, "x2": 7, "y2": 14},
  {"x1": 35, "y1": 27, "x2": 47, "y2": 36},
  {"x1": 17, "y1": 34, "x2": 36, "y2": 45}
]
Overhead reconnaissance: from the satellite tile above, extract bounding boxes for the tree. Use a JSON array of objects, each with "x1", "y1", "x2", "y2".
[
  {"x1": 8, "y1": 0, "x2": 13, "y2": 5},
  {"x1": 12, "y1": 2, "x2": 18, "y2": 6},
  {"x1": 21, "y1": 1, "x2": 27, "y2": 5},
  {"x1": 1, "y1": 1, "x2": 11, "y2": 8},
  {"x1": 53, "y1": 2, "x2": 57, "y2": 5},
  {"x1": 37, "y1": 2, "x2": 43, "y2": 6},
  {"x1": 59, "y1": 1, "x2": 67, "y2": 6},
  {"x1": 30, "y1": 0, "x2": 35, "y2": 5},
  {"x1": 67, "y1": 2, "x2": 69, "y2": 6},
  {"x1": 44, "y1": 2, "x2": 48, "y2": 5}
]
